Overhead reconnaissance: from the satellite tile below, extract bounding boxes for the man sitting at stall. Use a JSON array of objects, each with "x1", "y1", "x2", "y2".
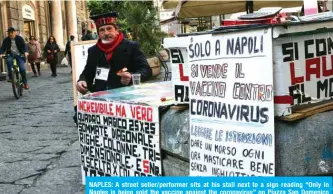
[{"x1": 74, "y1": 11, "x2": 152, "y2": 124}]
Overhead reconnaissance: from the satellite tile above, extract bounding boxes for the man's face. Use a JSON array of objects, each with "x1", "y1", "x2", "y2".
[
  {"x1": 8, "y1": 31, "x2": 16, "y2": 39},
  {"x1": 98, "y1": 25, "x2": 119, "y2": 42}
]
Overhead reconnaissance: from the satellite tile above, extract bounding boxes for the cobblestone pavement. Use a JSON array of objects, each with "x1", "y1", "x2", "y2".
[{"x1": 0, "y1": 67, "x2": 84, "y2": 194}]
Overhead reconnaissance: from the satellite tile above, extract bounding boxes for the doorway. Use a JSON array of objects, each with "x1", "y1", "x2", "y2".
[{"x1": 23, "y1": 20, "x2": 35, "y2": 42}]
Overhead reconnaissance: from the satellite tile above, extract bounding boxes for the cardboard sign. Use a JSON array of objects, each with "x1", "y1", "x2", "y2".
[
  {"x1": 188, "y1": 29, "x2": 275, "y2": 176},
  {"x1": 274, "y1": 32, "x2": 333, "y2": 116},
  {"x1": 163, "y1": 37, "x2": 190, "y2": 104},
  {"x1": 78, "y1": 99, "x2": 162, "y2": 184}
]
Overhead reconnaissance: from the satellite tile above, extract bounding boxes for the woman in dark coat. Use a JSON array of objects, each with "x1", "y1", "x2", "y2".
[{"x1": 44, "y1": 36, "x2": 60, "y2": 77}]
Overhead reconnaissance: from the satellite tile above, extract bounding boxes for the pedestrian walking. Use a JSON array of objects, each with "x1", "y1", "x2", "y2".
[
  {"x1": 27, "y1": 36, "x2": 42, "y2": 76},
  {"x1": 44, "y1": 36, "x2": 60, "y2": 77},
  {"x1": 64, "y1": 35, "x2": 75, "y2": 72}
]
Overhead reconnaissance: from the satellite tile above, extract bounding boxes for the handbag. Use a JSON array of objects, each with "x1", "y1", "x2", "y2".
[
  {"x1": 28, "y1": 53, "x2": 37, "y2": 63},
  {"x1": 28, "y1": 44, "x2": 37, "y2": 63},
  {"x1": 46, "y1": 53, "x2": 54, "y2": 63}
]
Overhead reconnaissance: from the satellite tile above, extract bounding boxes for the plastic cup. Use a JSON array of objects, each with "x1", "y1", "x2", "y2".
[{"x1": 132, "y1": 73, "x2": 141, "y2": 88}]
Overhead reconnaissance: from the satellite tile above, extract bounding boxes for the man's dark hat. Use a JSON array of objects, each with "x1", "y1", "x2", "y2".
[
  {"x1": 7, "y1": 27, "x2": 16, "y2": 32},
  {"x1": 90, "y1": 12, "x2": 118, "y2": 29}
]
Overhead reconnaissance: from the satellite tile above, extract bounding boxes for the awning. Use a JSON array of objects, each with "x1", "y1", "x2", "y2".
[
  {"x1": 174, "y1": 1, "x2": 303, "y2": 18},
  {"x1": 162, "y1": 0, "x2": 179, "y2": 9},
  {"x1": 160, "y1": 17, "x2": 178, "y2": 24}
]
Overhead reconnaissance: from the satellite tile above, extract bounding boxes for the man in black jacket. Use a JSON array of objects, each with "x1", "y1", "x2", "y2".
[
  {"x1": 0, "y1": 27, "x2": 30, "y2": 89},
  {"x1": 74, "y1": 12, "x2": 152, "y2": 125},
  {"x1": 76, "y1": 12, "x2": 152, "y2": 94}
]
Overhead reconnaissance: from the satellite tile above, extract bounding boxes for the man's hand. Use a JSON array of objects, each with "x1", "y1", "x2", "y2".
[
  {"x1": 24, "y1": 52, "x2": 29, "y2": 57},
  {"x1": 118, "y1": 72, "x2": 132, "y2": 85},
  {"x1": 47, "y1": 50, "x2": 51, "y2": 53},
  {"x1": 77, "y1": 81, "x2": 88, "y2": 94}
]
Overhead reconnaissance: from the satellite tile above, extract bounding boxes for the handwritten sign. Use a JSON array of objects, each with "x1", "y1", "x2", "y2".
[
  {"x1": 170, "y1": 48, "x2": 189, "y2": 103},
  {"x1": 274, "y1": 33, "x2": 333, "y2": 116},
  {"x1": 163, "y1": 37, "x2": 190, "y2": 104},
  {"x1": 77, "y1": 99, "x2": 161, "y2": 184},
  {"x1": 188, "y1": 29, "x2": 275, "y2": 176}
]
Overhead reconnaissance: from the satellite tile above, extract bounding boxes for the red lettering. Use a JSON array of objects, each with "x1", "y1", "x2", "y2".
[
  {"x1": 116, "y1": 105, "x2": 121, "y2": 116},
  {"x1": 95, "y1": 19, "x2": 102, "y2": 26},
  {"x1": 115, "y1": 105, "x2": 126, "y2": 117},
  {"x1": 131, "y1": 106, "x2": 135, "y2": 118},
  {"x1": 91, "y1": 102, "x2": 95, "y2": 112},
  {"x1": 136, "y1": 106, "x2": 141, "y2": 120},
  {"x1": 121, "y1": 106, "x2": 126, "y2": 117},
  {"x1": 78, "y1": 101, "x2": 85, "y2": 111},
  {"x1": 323, "y1": 56, "x2": 333, "y2": 77},
  {"x1": 290, "y1": 62, "x2": 304, "y2": 85},
  {"x1": 108, "y1": 104, "x2": 114, "y2": 116},
  {"x1": 99, "y1": 103, "x2": 103, "y2": 114},
  {"x1": 142, "y1": 107, "x2": 146, "y2": 121},
  {"x1": 86, "y1": 102, "x2": 91, "y2": 112},
  {"x1": 130, "y1": 106, "x2": 153, "y2": 122},
  {"x1": 306, "y1": 57, "x2": 321, "y2": 81},
  {"x1": 147, "y1": 108, "x2": 153, "y2": 122},
  {"x1": 179, "y1": 64, "x2": 189, "y2": 81},
  {"x1": 143, "y1": 160, "x2": 149, "y2": 173}
]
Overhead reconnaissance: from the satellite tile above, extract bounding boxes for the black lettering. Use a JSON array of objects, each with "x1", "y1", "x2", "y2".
[
  {"x1": 205, "y1": 41, "x2": 211, "y2": 57},
  {"x1": 189, "y1": 44, "x2": 194, "y2": 58},
  {"x1": 215, "y1": 40, "x2": 220, "y2": 55},
  {"x1": 254, "y1": 36, "x2": 259, "y2": 53},
  {"x1": 305, "y1": 40, "x2": 314, "y2": 59},
  {"x1": 316, "y1": 38, "x2": 327, "y2": 57},
  {"x1": 241, "y1": 37, "x2": 247, "y2": 54},
  {"x1": 175, "y1": 85, "x2": 189, "y2": 102},
  {"x1": 328, "y1": 37, "x2": 333, "y2": 54},
  {"x1": 317, "y1": 79, "x2": 328, "y2": 98},
  {"x1": 227, "y1": 38, "x2": 234, "y2": 55},
  {"x1": 248, "y1": 37, "x2": 253, "y2": 54},
  {"x1": 171, "y1": 49, "x2": 181, "y2": 63},
  {"x1": 259, "y1": 107, "x2": 269, "y2": 124},
  {"x1": 282, "y1": 42, "x2": 294, "y2": 62}
]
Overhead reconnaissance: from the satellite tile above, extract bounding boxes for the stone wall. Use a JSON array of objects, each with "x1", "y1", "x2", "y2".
[
  {"x1": 76, "y1": 1, "x2": 89, "y2": 40},
  {"x1": 36, "y1": 1, "x2": 48, "y2": 45}
]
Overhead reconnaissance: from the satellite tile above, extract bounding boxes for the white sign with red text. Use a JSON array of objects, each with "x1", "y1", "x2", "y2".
[
  {"x1": 273, "y1": 32, "x2": 333, "y2": 116},
  {"x1": 163, "y1": 37, "x2": 190, "y2": 103},
  {"x1": 77, "y1": 99, "x2": 161, "y2": 184}
]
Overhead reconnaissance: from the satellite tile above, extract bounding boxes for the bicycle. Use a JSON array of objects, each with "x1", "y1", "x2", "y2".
[{"x1": 1, "y1": 54, "x2": 24, "y2": 99}]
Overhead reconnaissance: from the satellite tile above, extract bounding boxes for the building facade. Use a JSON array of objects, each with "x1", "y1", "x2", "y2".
[
  {"x1": 0, "y1": 0, "x2": 92, "y2": 50},
  {"x1": 0, "y1": 0, "x2": 95, "y2": 74}
]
